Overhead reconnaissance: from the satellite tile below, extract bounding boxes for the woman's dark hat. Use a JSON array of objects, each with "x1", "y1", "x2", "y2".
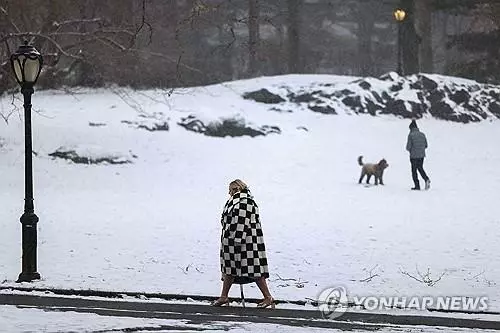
[{"x1": 409, "y1": 120, "x2": 418, "y2": 129}]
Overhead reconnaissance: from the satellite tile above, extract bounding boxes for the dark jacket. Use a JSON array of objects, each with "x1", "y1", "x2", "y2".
[{"x1": 406, "y1": 128, "x2": 428, "y2": 158}]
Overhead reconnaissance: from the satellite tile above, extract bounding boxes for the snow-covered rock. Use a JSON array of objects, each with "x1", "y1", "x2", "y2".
[
  {"x1": 48, "y1": 145, "x2": 137, "y2": 164},
  {"x1": 243, "y1": 72, "x2": 500, "y2": 123},
  {"x1": 178, "y1": 115, "x2": 281, "y2": 137}
]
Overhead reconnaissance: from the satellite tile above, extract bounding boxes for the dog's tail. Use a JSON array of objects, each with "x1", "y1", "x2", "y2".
[{"x1": 358, "y1": 155, "x2": 363, "y2": 166}]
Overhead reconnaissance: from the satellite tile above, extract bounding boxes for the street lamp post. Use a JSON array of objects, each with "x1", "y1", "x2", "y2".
[
  {"x1": 394, "y1": 8, "x2": 406, "y2": 76},
  {"x1": 10, "y1": 41, "x2": 43, "y2": 283}
]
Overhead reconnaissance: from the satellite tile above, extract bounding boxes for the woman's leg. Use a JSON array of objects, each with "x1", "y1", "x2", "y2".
[
  {"x1": 220, "y1": 274, "x2": 234, "y2": 298},
  {"x1": 255, "y1": 277, "x2": 272, "y2": 298},
  {"x1": 212, "y1": 274, "x2": 234, "y2": 306},
  {"x1": 255, "y1": 277, "x2": 274, "y2": 308}
]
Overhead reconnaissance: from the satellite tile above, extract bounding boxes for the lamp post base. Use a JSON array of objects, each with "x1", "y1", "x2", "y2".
[
  {"x1": 19, "y1": 211, "x2": 40, "y2": 283},
  {"x1": 17, "y1": 272, "x2": 41, "y2": 283}
]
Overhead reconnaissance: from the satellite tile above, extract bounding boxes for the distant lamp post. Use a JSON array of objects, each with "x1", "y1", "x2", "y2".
[
  {"x1": 10, "y1": 41, "x2": 43, "y2": 282},
  {"x1": 393, "y1": 8, "x2": 406, "y2": 75}
]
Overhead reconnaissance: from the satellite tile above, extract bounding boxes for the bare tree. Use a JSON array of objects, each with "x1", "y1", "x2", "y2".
[
  {"x1": 287, "y1": 0, "x2": 301, "y2": 73},
  {"x1": 0, "y1": 0, "x2": 206, "y2": 92},
  {"x1": 248, "y1": 0, "x2": 260, "y2": 76},
  {"x1": 356, "y1": 1, "x2": 376, "y2": 76},
  {"x1": 415, "y1": 0, "x2": 433, "y2": 72},
  {"x1": 400, "y1": 0, "x2": 420, "y2": 74},
  {"x1": 2, "y1": 0, "x2": 499, "y2": 90}
]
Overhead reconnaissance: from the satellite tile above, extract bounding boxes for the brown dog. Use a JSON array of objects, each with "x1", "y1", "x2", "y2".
[{"x1": 358, "y1": 156, "x2": 389, "y2": 185}]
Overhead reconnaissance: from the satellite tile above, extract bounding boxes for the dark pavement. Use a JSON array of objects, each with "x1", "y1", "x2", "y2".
[{"x1": 1, "y1": 288, "x2": 500, "y2": 331}]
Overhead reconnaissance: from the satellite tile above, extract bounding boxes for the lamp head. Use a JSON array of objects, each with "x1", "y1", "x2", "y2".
[
  {"x1": 10, "y1": 41, "x2": 43, "y2": 87},
  {"x1": 394, "y1": 9, "x2": 406, "y2": 22}
]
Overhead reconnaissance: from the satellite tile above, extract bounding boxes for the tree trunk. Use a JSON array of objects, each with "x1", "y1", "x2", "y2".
[
  {"x1": 415, "y1": 0, "x2": 433, "y2": 73},
  {"x1": 287, "y1": 0, "x2": 301, "y2": 73},
  {"x1": 431, "y1": 10, "x2": 449, "y2": 73},
  {"x1": 400, "y1": 0, "x2": 420, "y2": 75},
  {"x1": 248, "y1": 0, "x2": 260, "y2": 76},
  {"x1": 227, "y1": 18, "x2": 239, "y2": 80},
  {"x1": 357, "y1": 2, "x2": 376, "y2": 76}
]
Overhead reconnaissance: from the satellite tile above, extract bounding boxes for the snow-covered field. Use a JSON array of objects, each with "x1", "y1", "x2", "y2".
[{"x1": 1, "y1": 74, "x2": 499, "y2": 318}]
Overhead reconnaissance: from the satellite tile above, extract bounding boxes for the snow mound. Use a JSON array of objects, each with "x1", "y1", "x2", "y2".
[
  {"x1": 48, "y1": 145, "x2": 137, "y2": 164},
  {"x1": 121, "y1": 112, "x2": 169, "y2": 132}
]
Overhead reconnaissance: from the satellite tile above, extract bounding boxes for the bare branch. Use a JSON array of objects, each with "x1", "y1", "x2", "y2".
[
  {"x1": 0, "y1": 32, "x2": 84, "y2": 60},
  {"x1": 134, "y1": 91, "x2": 172, "y2": 107},
  {"x1": 178, "y1": 0, "x2": 225, "y2": 30},
  {"x1": 225, "y1": 26, "x2": 237, "y2": 50},
  {"x1": 273, "y1": 274, "x2": 308, "y2": 288},
  {"x1": 470, "y1": 269, "x2": 486, "y2": 280},
  {"x1": 48, "y1": 30, "x2": 135, "y2": 38},
  {"x1": 399, "y1": 266, "x2": 446, "y2": 287},
  {"x1": 0, "y1": 105, "x2": 15, "y2": 123},
  {"x1": 400, "y1": 268, "x2": 426, "y2": 284},
  {"x1": 177, "y1": 265, "x2": 188, "y2": 275},
  {"x1": 359, "y1": 275, "x2": 379, "y2": 283},
  {"x1": 96, "y1": 36, "x2": 127, "y2": 51},
  {"x1": 110, "y1": 87, "x2": 145, "y2": 114},
  {"x1": 0, "y1": 6, "x2": 22, "y2": 34},
  {"x1": 52, "y1": 18, "x2": 103, "y2": 28},
  {"x1": 3, "y1": 28, "x2": 202, "y2": 77},
  {"x1": 132, "y1": 0, "x2": 153, "y2": 47},
  {"x1": 61, "y1": 37, "x2": 103, "y2": 52},
  {"x1": 275, "y1": 274, "x2": 298, "y2": 282},
  {"x1": 2, "y1": 91, "x2": 23, "y2": 124},
  {"x1": 133, "y1": 49, "x2": 203, "y2": 75},
  {"x1": 359, "y1": 264, "x2": 380, "y2": 283}
]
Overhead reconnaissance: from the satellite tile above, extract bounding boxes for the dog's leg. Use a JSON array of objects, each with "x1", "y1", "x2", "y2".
[
  {"x1": 358, "y1": 171, "x2": 365, "y2": 184},
  {"x1": 375, "y1": 176, "x2": 379, "y2": 186},
  {"x1": 366, "y1": 174, "x2": 372, "y2": 184},
  {"x1": 380, "y1": 175, "x2": 384, "y2": 185}
]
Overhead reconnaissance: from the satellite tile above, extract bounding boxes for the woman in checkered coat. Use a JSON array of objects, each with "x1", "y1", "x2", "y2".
[{"x1": 212, "y1": 179, "x2": 274, "y2": 308}]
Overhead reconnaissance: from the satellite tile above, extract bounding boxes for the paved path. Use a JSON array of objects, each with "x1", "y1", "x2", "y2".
[{"x1": 1, "y1": 292, "x2": 500, "y2": 331}]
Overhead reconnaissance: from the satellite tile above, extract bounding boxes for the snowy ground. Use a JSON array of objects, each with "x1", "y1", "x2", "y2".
[
  {"x1": 0, "y1": 304, "x2": 328, "y2": 333},
  {"x1": 1, "y1": 74, "x2": 499, "y2": 323},
  {"x1": 2, "y1": 304, "x2": 500, "y2": 333}
]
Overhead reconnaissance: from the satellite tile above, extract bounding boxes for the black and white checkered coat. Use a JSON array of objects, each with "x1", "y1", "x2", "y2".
[{"x1": 220, "y1": 189, "x2": 269, "y2": 279}]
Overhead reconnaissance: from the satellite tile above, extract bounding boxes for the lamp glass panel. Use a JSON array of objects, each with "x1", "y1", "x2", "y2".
[
  {"x1": 13, "y1": 56, "x2": 25, "y2": 83},
  {"x1": 24, "y1": 58, "x2": 41, "y2": 83}
]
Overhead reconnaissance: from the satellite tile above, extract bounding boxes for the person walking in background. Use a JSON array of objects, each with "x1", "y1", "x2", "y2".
[
  {"x1": 212, "y1": 179, "x2": 274, "y2": 308},
  {"x1": 406, "y1": 120, "x2": 431, "y2": 190}
]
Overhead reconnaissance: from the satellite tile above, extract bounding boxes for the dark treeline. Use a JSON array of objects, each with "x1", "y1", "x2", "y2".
[{"x1": 1, "y1": 0, "x2": 499, "y2": 92}]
